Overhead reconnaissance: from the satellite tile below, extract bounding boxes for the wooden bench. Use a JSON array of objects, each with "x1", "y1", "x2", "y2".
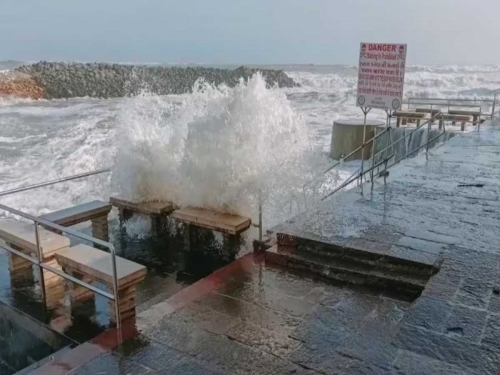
[
  {"x1": 55, "y1": 244, "x2": 147, "y2": 323},
  {"x1": 448, "y1": 109, "x2": 481, "y2": 125},
  {"x1": 110, "y1": 196, "x2": 176, "y2": 235},
  {"x1": 171, "y1": 207, "x2": 251, "y2": 236},
  {"x1": 40, "y1": 200, "x2": 112, "y2": 241},
  {"x1": 439, "y1": 114, "x2": 472, "y2": 131},
  {"x1": 394, "y1": 111, "x2": 426, "y2": 127},
  {"x1": 0, "y1": 220, "x2": 70, "y2": 306}
]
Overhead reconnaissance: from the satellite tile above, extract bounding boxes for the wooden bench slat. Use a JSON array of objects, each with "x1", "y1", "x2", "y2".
[
  {"x1": 55, "y1": 244, "x2": 146, "y2": 288},
  {"x1": 40, "y1": 200, "x2": 112, "y2": 226},
  {"x1": 441, "y1": 114, "x2": 472, "y2": 121},
  {"x1": 110, "y1": 196, "x2": 175, "y2": 216},
  {"x1": 171, "y1": 207, "x2": 251, "y2": 235},
  {"x1": 448, "y1": 110, "x2": 481, "y2": 116},
  {"x1": 415, "y1": 108, "x2": 441, "y2": 115},
  {"x1": 394, "y1": 111, "x2": 426, "y2": 118},
  {"x1": 0, "y1": 221, "x2": 70, "y2": 256}
]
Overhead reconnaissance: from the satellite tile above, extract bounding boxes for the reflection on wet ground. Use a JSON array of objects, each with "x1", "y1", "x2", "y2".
[{"x1": 0, "y1": 218, "x2": 246, "y2": 373}]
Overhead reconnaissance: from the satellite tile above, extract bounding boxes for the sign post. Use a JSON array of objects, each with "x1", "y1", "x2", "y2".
[{"x1": 356, "y1": 42, "x2": 407, "y2": 184}]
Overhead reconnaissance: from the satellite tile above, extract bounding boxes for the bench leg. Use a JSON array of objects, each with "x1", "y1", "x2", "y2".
[
  {"x1": 473, "y1": 115, "x2": 478, "y2": 125},
  {"x1": 110, "y1": 286, "x2": 137, "y2": 324},
  {"x1": 151, "y1": 215, "x2": 166, "y2": 237},
  {"x1": 91, "y1": 215, "x2": 109, "y2": 242},
  {"x1": 183, "y1": 224, "x2": 192, "y2": 251},
  {"x1": 461, "y1": 122, "x2": 466, "y2": 131},
  {"x1": 397, "y1": 118, "x2": 401, "y2": 127},
  {"x1": 64, "y1": 269, "x2": 95, "y2": 306},
  {"x1": 42, "y1": 257, "x2": 65, "y2": 308},
  {"x1": 7, "y1": 243, "x2": 34, "y2": 286},
  {"x1": 222, "y1": 234, "x2": 239, "y2": 262},
  {"x1": 439, "y1": 119, "x2": 444, "y2": 130},
  {"x1": 417, "y1": 120, "x2": 421, "y2": 126},
  {"x1": 402, "y1": 118, "x2": 407, "y2": 126}
]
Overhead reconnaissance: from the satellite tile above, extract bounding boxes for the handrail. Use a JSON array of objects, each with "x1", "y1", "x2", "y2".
[
  {"x1": 0, "y1": 202, "x2": 121, "y2": 327},
  {"x1": 318, "y1": 111, "x2": 447, "y2": 201},
  {"x1": 0, "y1": 168, "x2": 111, "y2": 197},
  {"x1": 303, "y1": 127, "x2": 391, "y2": 191},
  {"x1": 405, "y1": 89, "x2": 500, "y2": 119}
]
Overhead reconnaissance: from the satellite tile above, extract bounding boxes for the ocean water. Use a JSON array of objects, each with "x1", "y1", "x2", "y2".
[{"x1": 0, "y1": 62, "x2": 499, "y2": 233}]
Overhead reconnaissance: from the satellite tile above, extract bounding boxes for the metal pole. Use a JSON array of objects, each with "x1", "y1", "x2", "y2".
[
  {"x1": 109, "y1": 245, "x2": 121, "y2": 328},
  {"x1": 492, "y1": 92, "x2": 497, "y2": 119},
  {"x1": 257, "y1": 191, "x2": 263, "y2": 241},
  {"x1": 370, "y1": 131, "x2": 377, "y2": 189},
  {"x1": 426, "y1": 110, "x2": 431, "y2": 160},
  {"x1": 34, "y1": 223, "x2": 47, "y2": 305},
  {"x1": 359, "y1": 107, "x2": 370, "y2": 185},
  {"x1": 0, "y1": 168, "x2": 111, "y2": 198}
]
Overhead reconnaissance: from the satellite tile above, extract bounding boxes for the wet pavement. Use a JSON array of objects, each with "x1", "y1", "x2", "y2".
[{"x1": 9, "y1": 121, "x2": 500, "y2": 374}]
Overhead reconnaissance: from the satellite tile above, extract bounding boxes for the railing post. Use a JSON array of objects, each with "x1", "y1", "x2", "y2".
[
  {"x1": 34, "y1": 222, "x2": 47, "y2": 305},
  {"x1": 109, "y1": 246, "x2": 121, "y2": 328},
  {"x1": 493, "y1": 92, "x2": 497, "y2": 120},
  {"x1": 258, "y1": 200, "x2": 263, "y2": 242}
]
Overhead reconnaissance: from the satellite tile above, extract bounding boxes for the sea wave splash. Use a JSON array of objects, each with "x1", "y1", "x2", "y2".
[{"x1": 112, "y1": 73, "x2": 315, "y2": 219}]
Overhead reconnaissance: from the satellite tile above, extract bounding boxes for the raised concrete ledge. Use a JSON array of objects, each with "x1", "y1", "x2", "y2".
[
  {"x1": 171, "y1": 207, "x2": 251, "y2": 235},
  {"x1": 41, "y1": 200, "x2": 111, "y2": 227},
  {"x1": 0, "y1": 220, "x2": 70, "y2": 256},
  {"x1": 109, "y1": 196, "x2": 175, "y2": 216}
]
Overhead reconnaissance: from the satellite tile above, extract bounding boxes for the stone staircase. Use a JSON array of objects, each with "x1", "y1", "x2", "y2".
[{"x1": 264, "y1": 233, "x2": 441, "y2": 301}]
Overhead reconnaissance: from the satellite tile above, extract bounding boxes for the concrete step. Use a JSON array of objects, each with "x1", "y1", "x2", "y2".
[
  {"x1": 267, "y1": 245, "x2": 426, "y2": 301},
  {"x1": 276, "y1": 233, "x2": 440, "y2": 279}
]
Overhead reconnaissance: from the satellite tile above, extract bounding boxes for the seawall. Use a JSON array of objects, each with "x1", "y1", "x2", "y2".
[
  {"x1": 11, "y1": 62, "x2": 298, "y2": 99},
  {"x1": 0, "y1": 71, "x2": 45, "y2": 99}
]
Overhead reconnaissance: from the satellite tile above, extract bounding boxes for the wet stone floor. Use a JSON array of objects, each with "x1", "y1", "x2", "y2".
[{"x1": 69, "y1": 248, "x2": 500, "y2": 375}]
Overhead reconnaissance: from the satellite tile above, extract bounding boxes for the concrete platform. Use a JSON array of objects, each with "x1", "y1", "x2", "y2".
[{"x1": 109, "y1": 196, "x2": 175, "y2": 216}]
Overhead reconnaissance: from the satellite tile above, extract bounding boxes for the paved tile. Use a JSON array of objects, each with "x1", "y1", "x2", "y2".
[
  {"x1": 402, "y1": 296, "x2": 452, "y2": 332},
  {"x1": 454, "y1": 278, "x2": 493, "y2": 309},
  {"x1": 443, "y1": 305, "x2": 488, "y2": 343},
  {"x1": 481, "y1": 314, "x2": 500, "y2": 350},
  {"x1": 393, "y1": 349, "x2": 475, "y2": 375},
  {"x1": 69, "y1": 353, "x2": 152, "y2": 375},
  {"x1": 359, "y1": 297, "x2": 409, "y2": 342},
  {"x1": 394, "y1": 324, "x2": 500, "y2": 374}
]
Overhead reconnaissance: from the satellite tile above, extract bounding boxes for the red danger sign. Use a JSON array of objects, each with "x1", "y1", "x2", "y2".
[{"x1": 356, "y1": 43, "x2": 407, "y2": 110}]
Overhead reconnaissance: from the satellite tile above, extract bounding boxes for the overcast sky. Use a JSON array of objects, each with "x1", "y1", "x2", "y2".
[{"x1": 1, "y1": 0, "x2": 499, "y2": 65}]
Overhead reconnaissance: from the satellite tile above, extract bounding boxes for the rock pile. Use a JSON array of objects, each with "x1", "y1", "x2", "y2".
[
  {"x1": 15, "y1": 62, "x2": 298, "y2": 99},
  {"x1": 0, "y1": 72, "x2": 45, "y2": 99}
]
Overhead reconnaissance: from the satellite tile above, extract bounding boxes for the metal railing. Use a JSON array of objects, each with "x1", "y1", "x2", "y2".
[
  {"x1": 0, "y1": 203, "x2": 121, "y2": 326},
  {"x1": 0, "y1": 168, "x2": 110, "y2": 198},
  {"x1": 0, "y1": 168, "x2": 123, "y2": 327},
  {"x1": 301, "y1": 111, "x2": 451, "y2": 204},
  {"x1": 405, "y1": 91, "x2": 500, "y2": 120}
]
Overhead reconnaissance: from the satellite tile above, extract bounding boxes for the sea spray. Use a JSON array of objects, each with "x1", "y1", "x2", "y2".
[{"x1": 112, "y1": 73, "x2": 314, "y2": 223}]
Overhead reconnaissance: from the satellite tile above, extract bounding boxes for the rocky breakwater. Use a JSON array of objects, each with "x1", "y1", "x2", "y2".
[
  {"x1": 0, "y1": 71, "x2": 45, "y2": 99},
  {"x1": 15, "y1": 62, "x2": 299, "y2": 99}
]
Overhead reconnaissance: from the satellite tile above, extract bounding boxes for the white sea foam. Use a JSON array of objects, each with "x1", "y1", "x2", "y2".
[{"x1": 111, "y1": 73, "x2": 316, "y2": 220}]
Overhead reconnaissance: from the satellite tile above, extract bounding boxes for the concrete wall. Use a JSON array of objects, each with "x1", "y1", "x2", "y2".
[{"x1": 330, "y1": 120, "x2": 384, "y2": 160}]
